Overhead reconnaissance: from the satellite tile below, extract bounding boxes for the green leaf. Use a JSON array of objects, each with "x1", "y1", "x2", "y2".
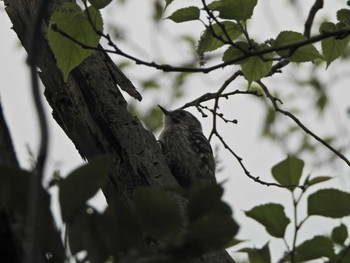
[
  {"x1": 306, "y1": 175, "x2": 332, "y2": 187},
  {"x1": 197, "y1": 21, "x2": 242, "y2": 54},
  {"x1": 320, "y1": 22, "x2": 350, "y2": 66},
  {"x1": 245, "y1": 203, "x2": 290, "y2": 238},
  {"x1": 222, "y1": 42, "x2": 249, "y2": 64},
  {"x1": 48, "y1": 3, "x2": 103, "y2": 81},
  {"x1": 295, "y1": 236, "x2": 335, "y2": 261},
  {"x1": 188, "y1": 184, "x2": 225, "y2": 220},
  {"x1": 167, "y1": 6, "x2": 200, "y2": 23},
  {"x1": 308, "y1": 189, "x2": 350, "y2": 218},
  {"x1": 59, "y1": 155, "x2": 110, "y2": 222},
  {"x1": 211, "y1": 0, "x2": 258, "y2": 21},
  {"x1": 187, "y1": 210, "x2": 239, "y2": 252},
  {"x1": 88, "y1": 0, "x2": 112, "y2": 9},
  {"x1": 240, "y1": 242, "x2": 271, "y2": 263},
  {"x1": 337, "y1": 9, "x2": 350, "y2": 23},
  {"x1": 102, "y1": 201, "x2": 143, "y2": 253},
  {"x1": 164, "y1": 0, "x2": 175, "y2": 10},
  {"x1": 241, "y1": 56, "x2": 272, "y2": 84},
  {"x1": 68, "y1": 208, "x2": 109, "y2": 262},
  {"x1": 133, "y1": 187, "x2": 182, "y2": 239},
  {"x1": 274, "y1": 31, "x2": 322, "y2": 62},
  {"x1": 332, "y1": 223, "x2": 348, "y2": 245},
  {"x1": 271, "y1": 156, "x2": 304, "y2": 190}
]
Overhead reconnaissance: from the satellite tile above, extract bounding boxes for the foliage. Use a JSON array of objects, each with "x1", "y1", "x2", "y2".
[{"x1": 0, "y1": 161, "x2": 238, "y2": 262}]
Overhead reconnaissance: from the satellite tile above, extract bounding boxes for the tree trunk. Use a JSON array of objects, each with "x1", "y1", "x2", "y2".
[{"x1": 4, "y1": 0, "x2": 235, "y2": 262}]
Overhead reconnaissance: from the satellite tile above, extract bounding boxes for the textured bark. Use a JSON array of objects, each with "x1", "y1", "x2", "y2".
[{"x1": 4, "y1": 0, "x2": 235, "y2": 262}]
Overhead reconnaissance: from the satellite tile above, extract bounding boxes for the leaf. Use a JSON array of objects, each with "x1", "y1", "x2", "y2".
[
  {"x1": 88, "y1": 0, "x2": 112, "y2": 9},
  {"x1": 48, "y1": 3, "x2": 103, "y2": 81},
  {"x1": 295, "y1": 236, "x2": 335, "y2": 261},
  {"x1": 332, "y1": 223, "x2": 348, "y2": 245},
  {"x1": 102, "y1": 201, "x2": 143, "y2": 254},
  {"x1": 240, "y1": 242, "x2": 271, "y2": 263},
  {"x1": 133, "y1": 187, "x2": 182, "y2": 239},
  {"x1": 0, "y1": 166, "x2": 65, "y2": 262},
  {"x1": 59, "y1": 155, "x2": 110, "y2": 222},
  {"x1": 271, "y1": 156, "x2": 304, "y2": 190},
  {"x1": 274, "y1": 31, "x2": 322, "y2": 62},
  {"x1": 167, "y1": 6, "x2": 200, "y2": 23},
  {"x1": 188, "y1": 184, "x2": 225, "y2": 220},
  {"x1": 306, "y1": 175, "x2": 332, "y2": 187},
  {"x1": 164, "y1": 0, "x2": 175, "y2": 10},
  {"x1": 222, "y1": 42, "x2": 249, "y2": 64},
  {"x1": 68, "y1": 208, "x2": 109, "y2": 262},
  {"x1": 197, "y1": 21, "x2": 242, "y2": 54},
  {"x1": 320, "y1": 22, "x2": 350, "y2": 66},
  {"x1": 241, "y1": 56, "x2": 272, "y2": 84},
  {"x1": 245, "y1": 203, "x2": 290, "y2": 238},
  {"x1": 337, "y1": 9, "x2": 350, "y2": 23},
  {"x1": 211, "y1": 0, "x2": 258, "y2": 21},
  {"x1": 308, "y1": 189, "x2": 350, "y2": 218},
  {"x1": 187, "y1": 210, "x2": 239, "y2": 252}
]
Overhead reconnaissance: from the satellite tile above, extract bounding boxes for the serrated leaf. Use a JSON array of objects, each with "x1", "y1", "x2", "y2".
[
  {"x1": 308, "y1": 189, "x2": 350, "y2": 218},
  {"x1": 337, "y1": 9, "x2": 350, "y2": 23},
  {"x1": 59, "y1": 155, "x2": 110, "y2": 222},
  {"x1": 245, "y1": 203, "x2": 290, "y2": 238},
  {"x1": 320, "y1": 22, "x2": 350, "y2": 66},
  {"x1": 197, "y1": 21, "x2": 242, "y2": 54},
  {"x1": 134, "y1": 187, "x2": 182, "y2": 239},
  {"x1": 48, "y1": 3, "x2": 103, "y2": 81},
  {"x1": 164, "y1": 0, "x2": 175, "y2": 10},
  {"x1": 167, "y1": 6, "x2": 200, "y2": 23},
  {"x1": 211, "y1": 0, "x2": 258, "y2": 21},
  {"x1": 241, "y1": 56, "x2": 272, "y2": 85},
  {"x1": 274, "y1": 31, "x2": 322, "y2": 62},
  {"x1": 240, "y1": 242, "x2": 271, "y2": 263},
  {"x1": 222, "y1": 42, "x2": 249, "y2": 64},
  {"x1": 88, "y1": 0, "x2": 112, "y2": 9},
  {"x1": 295, "y1": 236, "x2": 335, "y2": 261},
  {"x1": 332, "y1": 223, "x2": 348, "y2": 245},
  {"x1": 271, "y1": 156, "x2": 304, "y2": 190},
  {"x1": 306, "y1": 176, "x2": 332, "y2": 187}
]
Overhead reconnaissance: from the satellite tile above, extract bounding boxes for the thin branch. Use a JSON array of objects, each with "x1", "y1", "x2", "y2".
[
  {"x1": 214, "y1": 131, "x2": 305, "y2": 189},
  {"x1": 257, "y1": 80, "x2": 350, "y2": 166},
  {"x1": 304, "y1": 0, "x2": 324, "y2": 38},
  {"x1": 51, "y1": 24, "x2": 350, "y2": 73},
  {"x1": 26, "y1": 0, "x2": 50, "y2": 262}
]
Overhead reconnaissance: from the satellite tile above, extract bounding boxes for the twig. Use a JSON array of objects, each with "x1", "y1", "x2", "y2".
[
  {"x1": 257, "y1": 80, "x2": 350, "y2": 166},
  {"x1": 26, "y1": 0, "x2": 50, "y2": 262},
  {"x1": 304, "y1": 0, "x2": 324, "y2": 38},
  {"x1": 214, "y1": 131, "x2": 305, "y2": 189},
  {"x1": 51, "y1": 24, "x2": 350, "y2": 73}
]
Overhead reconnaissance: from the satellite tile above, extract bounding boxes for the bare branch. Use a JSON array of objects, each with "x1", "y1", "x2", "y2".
[
  {"x1": 51, "y1": 24, "x2": 350, "y2": 74},
  {"x1": 304, "y1": 0, "x2": 324, "y2": 38},
  {"x1": 257, "y1": 80, "x2": 350, "y2": 166}
]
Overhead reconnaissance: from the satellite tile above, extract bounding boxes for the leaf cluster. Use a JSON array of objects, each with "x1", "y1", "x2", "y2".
[
  {"x1": 235, "y1": 156, "x2": 350, "y2": 262},
  {"x1": 0, "y1": 156, "x2": 238, "y2": 263}
]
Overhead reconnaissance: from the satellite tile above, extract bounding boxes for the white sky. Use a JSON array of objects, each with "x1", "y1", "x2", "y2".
[{"x1": 1, "y1": 1, "x2": 350, "y2": 262}]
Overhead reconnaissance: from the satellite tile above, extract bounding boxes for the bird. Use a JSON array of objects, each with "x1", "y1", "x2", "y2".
[{"x1": 158, "y1": 105, "x2": 216, "y2": 188}]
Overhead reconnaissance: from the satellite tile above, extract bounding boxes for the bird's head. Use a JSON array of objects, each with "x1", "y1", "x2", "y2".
[{"x1": 158, "y1": 105, "x2": 202, "y2": 130}]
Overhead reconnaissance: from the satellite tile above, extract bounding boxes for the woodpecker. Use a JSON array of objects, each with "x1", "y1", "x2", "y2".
[{"x1": 158, "y1": 105, "x2": 216, "y2": 188}]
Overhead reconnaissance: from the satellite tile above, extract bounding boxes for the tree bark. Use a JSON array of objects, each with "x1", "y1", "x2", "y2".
[{"x1": 4, "y1": 0, "x2": 235, "y2": 262}]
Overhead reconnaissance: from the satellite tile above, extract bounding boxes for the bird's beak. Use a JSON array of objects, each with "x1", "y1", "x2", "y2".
[{"x1": 158, "y1": 105, "x2": 170, "y2": 115}]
